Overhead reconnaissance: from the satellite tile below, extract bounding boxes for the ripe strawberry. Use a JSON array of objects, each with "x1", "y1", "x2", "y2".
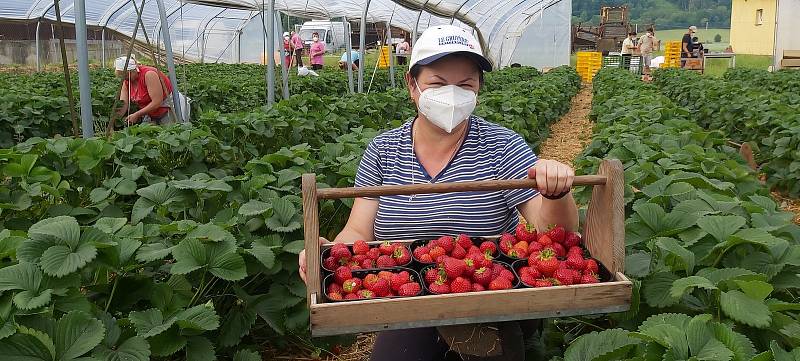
[
  {"x1": 499, "y1": 233, "x2": 516, "y2": 252},
  {"x1": 377, "y1": 271, "x2": 393, "y2": 281},
  {"x1": 367, "y1": 248, "x2": 381, "y2": 260},
  {"x1": 564, "y1": 232, "x2": 582, "y2": 248},
  {"x1": 352, "y1": 240, "x2": 370, "y2": 255},
  {"x1": 451, "y1": 244, "x2": 467, "y2": 260},
  {"x1": 429, "y1": 246, "x2": 446, "y2": 260},
  {"x1": 520, "y1": 273, "x2": 538, "y2": 286},
  {"x1": 334, "y1": 266, "x2": 352, "y2": 284},
  {"x1": 553, "y1": 268, "x2": 574, "y2": 286},
  {"x1": 425, "y1": 267, "x2": 440, "y2": 285},
  {"x1": 344, "y1": 293, "x2": 360, "y2": 300},
  {"x1": 537, "y1": 234, "x2": 553, "y2": 247},
  {"x1": 513, "y1": 241, "x2": 529, "y2": 254},
  {"x1": 413, "y1": 245, "x2": 429, "y2": 259},
  {"x1": 391, "y1": 271, "x2": 411, "y2": 292},
  {"x1": 472, "y1": 267, "x2": 491, "y2": 286},
  {"x1": 323, "y1": 256, "x2": 338, "y2": 270},
  {"x1": 379, "y1": 242, "x2": 396, "y2": 255},
  {"x1": 393, "y1": 246, "x2": 411, "y2": 265},
  {"x1": 342, "y1": 278, "x2": 362, "y2": 293},
  {"x1": 436, "y1": 236, "x2": 455, "y2": 253},
  {"x1": 350, "y1": 264, "x2": 362, "y2": 270},
  {"x1": 534, "y1": 249, "x2": 559, "y2": 277},
  {"x1": 478, "y1": 253, "x2": 494, "y2": 268},
  {"x1": 358, "y1": 289, "x2": 375, "y2": 299},
  {"x1": 551, "y1": 243, "x2": 566, "y2": 258},
  {"x1": 533, "y1": 279, "x2": 553, "y2": 288},
  {"x1": 451, "y1": 277, "x2": 473, "y2": 293},
  {"x1": 327, "y1": 283, "x2": 344, "y2": 293},
  {"x1": 515, "y1": 223, "x2": 537, "y2": 243},
  {"x1": 567, "y1": 246, "x2": 584, "y2": 258},
  {"x1": 443, "y1": 257, "x2": 466, "y2": 279},
  {"x1": 372, "y1": 278, "x2": 391, "y2": 297},
  {"x1": 463, "y1": 259, "x2": 477, "y2": 277},
  {"x1": 479, "y1": 241, "x2": 497, "y2": 255},
  {"x1": 529, "y1": 241, "x2": 543, "y2": 254},
  {"x1": 419, "y1": 253, "x2": 434, "y2": 263},
  {"x1": 327, "y1": 291, "x2": 343, "y2": 300},
  {"x1": 489, "y1": 277, "x2": 513, "y2": 290},
  {"x1": 499, "y1": 269, "x2": 515, "y2": 282},
  {"x1": 584, "y1": 259, "x2": 599, "y2": 274},
  {"x1": 376, "y1": 255, "x2": 396, "y2": 268},
  {"x1": 456, "y1": 234, "x2": 473, "y2": 249},
  {"x1": 467, "y1": 245, "x2": 481, "y2": 255},
  {"x1": 566, "y1": 254, "x2": 585, "y2": 270},
  {"x1": 398, "y1": 282, "x2": 421, "y2": 296},
  {"x1": 545, "y1": 225, "x2": 566, "y2": 244},
  {"x1": 363, "y1": 274, "x2": 380, "y2": 290},
  {"x1": 361, "y1": 259, "x2": 375, "y2": 269},
  {"x1": 330, "y1": 244, "x2": 351, "y2": 260},
  {"x1": 506, "y1": 249, "x2": 522, "y2": 259},
  {"x1": 352, "y1": 254, "x2": 368, "y2": 264},
  {"x1": 581, "y1": 273, "x2": 599, "y2": 284},
  {"x1": 472, "y1": 283, "x2": 485, "y2": 292},
  {"x1": 429, "y1": 279, "x2": 450, "y2": 294},
  {"x1": 490, "y1": 263, "x2": 505, "y2": 280}
]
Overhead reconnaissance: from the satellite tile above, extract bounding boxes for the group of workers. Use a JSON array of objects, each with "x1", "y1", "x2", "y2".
[{"x1": 620, "y1": 25, "x2": 706, "y2": 73}]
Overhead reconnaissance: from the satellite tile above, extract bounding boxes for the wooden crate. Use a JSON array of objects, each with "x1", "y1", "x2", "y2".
[{"x1": 302, "y1": 159, "x2": 631, "y2": 337}]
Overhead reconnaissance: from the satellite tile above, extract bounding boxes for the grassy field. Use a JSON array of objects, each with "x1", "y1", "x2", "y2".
[{"x1": 656, "y1": 28, "x2": 730, "y2": 52}]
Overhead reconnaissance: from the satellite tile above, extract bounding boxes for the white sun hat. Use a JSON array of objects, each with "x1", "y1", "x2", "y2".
[
  {"x1": 409, "y1": 25, "x2": 492, "y2": 72},
  {"x1": 114, "y1": 55, "x2": 137, "y2": 71}
]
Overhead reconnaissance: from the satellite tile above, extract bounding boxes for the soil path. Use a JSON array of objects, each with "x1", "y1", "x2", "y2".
[{"x1": 536, "y1": 84, "x2": 594, "y2": 164}]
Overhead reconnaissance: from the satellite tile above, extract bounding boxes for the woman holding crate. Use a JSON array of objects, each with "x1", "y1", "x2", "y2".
[{"x1": 299, "y1": 25, "x2": 579, "y2": 361}]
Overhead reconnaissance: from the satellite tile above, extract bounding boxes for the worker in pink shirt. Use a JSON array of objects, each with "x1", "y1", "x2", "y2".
[
  {"x1": 290, "y1": 31, "x2": 304, "y2": 67},
  {"x1": 308, "y1": 32, "x2": 326, "y2": 70}
]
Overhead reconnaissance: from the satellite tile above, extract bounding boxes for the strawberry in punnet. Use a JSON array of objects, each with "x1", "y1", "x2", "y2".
[
  {"x1": 456, "y1": 234, "x2": 473, "y2": 249},
  {"x1": 377, "y1": 271, "x2": 393, "y2": 281},
  {"x1": 379, "y1": 242, "x2": 396, "y2": 255},
  {"x1": 584, "y1": 259, "x2": 599, "y2": 275},
  {"x1": 581, "y1": 272, "x2": 599, "y2": 284},
  {"x1": 472, "y1": 283, "x2": 485, "y2": 292},
  {"x1": 429, "y1": 246, "x2": 446, "y2": 260},
  {"x1": 544, "y1": 224, "x2": 566, "y2": 244},
  {"x1": 425, "y1": 267, "x2": 441, "y2": 285},
  {"x1": 467, "y1": 245, "x2": 481, "y2": 255},
  {"x1": 551, "y1": 243, "x2": 566, "y2": 258},
  {"x1": 566, "y1": 254, "x2": 585, "y2": 270},
  {"x1": 345, "y1": 293, "x2": 360, "y2": 300},
  {"x1": 564, "y1": 232, "x2": 582, "y2": 248},
  {"x1": 328, "y1": 291, "x2": 343, "y2": 300},
  {"x1": 506, "y1": 249, "x2": 525, "y2": 259},
  {"x1": 451, "y1": 277, "x2": 473, "y2": 293},
  {"x1": 328, "y1": 283, "x2": 343, "y2": 294},
  {"x1": 436, "y1": 236, "x2": 455, "y2": 253},
  {"x1": 463, "y1": 258, "x2": 477, "y2": 277},
  {"x1": 451, "y1": 244, "x2": 467, "y2": 260},
  {"x1": 567, "y1": 246, "x2": 583, "y2": 258},
  {"x1": 499, "y1": 233, "x2": 516, "y2": 253},
  {"x1": 334, "y1": 266, "x2": 352, "y2": 284},
  {"x1": 342, "y1": 278, "x2": 362, "y2": 293},
  {"x1": 532, "y1": 279, "x2": 553, "y2": 288},
  {"x1": 429, "y1": 279, "x2": 451, "y2": 294},
  {"x1": 489, "y1": 277, "x2": 513, "y2": 290},
  {"x1": 419, "y1": 254, "x2": 434, "y2": 263},
  {"x1": 490, "y1": 263, "x2": 505, "y2": 280},
  {"x1": 352, "y1": 254, "x2": 368, "y2": 265},
  {"x1": 534, "y1": 249, "x2": 559, "y2": 277},
  {"x1": 537, "y1": 234, "x2": 553, "y2": 247},
  {"x1": 363, "y1": 274, "x2": 380, "y2": 290},
  {"x1": 520, "y1": 272, "x2": 538, "y2": 287},
  {"x1": 413, "y1": 245, "x2": 429, "y2": 259},
  {"x1": 443, "y1": 257, "x2": 466, "y2": 279},
  {"x1": 391, "y1": 271, "x2": 411, "y2": 292},
  {"x1": 473, "y1": 267, "x2": 492, "y2": 286},
  {"x1": 358, "y1": 289, "x2": 375, "y2": 299},
  {"x1": 398, "y1": 282, "x2": 421, "y2": 296},
  {"x1": 479, "y1": 241, "x2": 497, "y2": 255},
  {"x1": 513, "y1": 241, "x2": 529, "y2": 255},
  {"x1": 352, "y1": 240, "x2": 370, "y2": 255},
  {"x1": 330, "y1": 243, "x2": 351, "y2": 260},
  {"x1": 361, "y1": 259, "x2": 375, "y2": 269},
  {"x1": 515, "y1": 223, "x2": 537, "y2": 243},
  {"x1": 376, "y1": 255, "x2": 396, "y2": 268},
  {"x1": 553, "y1": 268, "x2": 574, "y2": 286},
  {"x1": 498, "y1": 268, "x2": 515, "y2": 283},
  {"x1": 371, "y1": 278, "x2": 391, "y2": 297},
  {"x1": 392, "y1": 246, "x2": 411, "y2": 265},
  {"x1": 367, "y1": 248, "x2": 381, "y2": 260},
  {"x1": 323, "y1": 256, "x2": 338, "y2": 270}
]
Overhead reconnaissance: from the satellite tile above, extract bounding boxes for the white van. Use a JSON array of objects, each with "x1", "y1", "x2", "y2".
[{"x1": 298, "y1": 20, "x2": 348, "y2": 52}]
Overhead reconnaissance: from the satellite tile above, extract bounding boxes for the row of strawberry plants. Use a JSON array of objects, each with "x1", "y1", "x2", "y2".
[
  {"x1": 652, "y1": 69, "x2": 800, "y2": 197},
  {"x1": 557, "y1": 68, "x2": 800, "y2": 360},
  {"x1": 722, "y1": 68, "x2": 800, "y2": 96},
  {"x1": 0, "y1": 66, "x2": 576, "y2": 360}
]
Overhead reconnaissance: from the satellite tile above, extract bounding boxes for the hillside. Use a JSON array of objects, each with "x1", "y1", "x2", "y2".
[{"x1": 573, "y1": 0, "x2": 732, "y2": 29}]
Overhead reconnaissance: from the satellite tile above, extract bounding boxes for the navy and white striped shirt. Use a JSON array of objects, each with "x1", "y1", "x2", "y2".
[{"x1": 354, "y1": 115, "x2": 540, "y2": 241}]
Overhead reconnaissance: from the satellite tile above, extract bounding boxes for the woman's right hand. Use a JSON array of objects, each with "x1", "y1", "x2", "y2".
[{"x1": 299, "y1": 237, "x2": 330, "y2": 284}]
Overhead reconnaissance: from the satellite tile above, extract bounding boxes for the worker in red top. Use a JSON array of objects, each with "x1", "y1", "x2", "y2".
[
  {"x1": 114, "y1": 56, "x2": 172, "y2": 125},
  {"x1": 290, "y1": 31, "x2": 304, "y2": 67}
]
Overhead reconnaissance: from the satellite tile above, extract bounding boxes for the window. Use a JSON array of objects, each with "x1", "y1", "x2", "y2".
[{"x1": 756, "y1": 9, "x2": 764, "y2": 26}]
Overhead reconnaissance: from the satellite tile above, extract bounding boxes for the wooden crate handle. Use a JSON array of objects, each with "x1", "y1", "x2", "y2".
[{"x1": 315, "y1": 175, "x2": 607, "y2": 200}]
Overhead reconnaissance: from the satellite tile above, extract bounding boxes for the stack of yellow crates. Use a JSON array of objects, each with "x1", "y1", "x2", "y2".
[
  {"x1": 576, "y1": 51, "x2": 602, "y2": 83},
  {"x1": 661, "y1": 41, "x2": 682, "y2": 68}
]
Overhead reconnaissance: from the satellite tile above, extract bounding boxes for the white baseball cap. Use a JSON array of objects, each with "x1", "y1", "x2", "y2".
[
  {"x1": 410, "y1": 25, "x2": 492, "y2": 72},
  {"x1": 689, "y1": 26, "x2": 698, "y2": 32},
  {"x1": 114, "y1": 55, "x2": 137, "y2": 71}
]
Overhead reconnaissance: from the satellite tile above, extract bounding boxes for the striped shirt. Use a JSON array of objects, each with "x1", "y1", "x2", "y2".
[{"x1": 354, "y1": 115, "x2": 540, "y2": 241}]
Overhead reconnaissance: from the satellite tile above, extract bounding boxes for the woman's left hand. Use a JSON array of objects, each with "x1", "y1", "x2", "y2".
[
  {"x1": 125, "y1": 113, "x2": 142, "y2": 125},
  {"x1": 527, "y1": 159, "x2": 575, "y2": 198}
]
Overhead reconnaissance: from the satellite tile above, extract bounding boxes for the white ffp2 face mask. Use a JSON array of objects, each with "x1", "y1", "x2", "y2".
[{"x1": 415, "y1": 80, "x2": 477, "y2": 133}]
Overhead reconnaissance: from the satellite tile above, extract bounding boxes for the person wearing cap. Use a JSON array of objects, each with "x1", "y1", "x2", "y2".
[
  {"x1": 682, "y1": 26, "x2": 698, "y2": 67},
  {"x1": 639, "y1": 28, "x2": 658, "y2": 75},
  {"x1": 113, "y1": 56, "x2": 173, "y2": 125},
  {"x1": 298, "y1": 25, "x2": 578, "y2": 361},
  {"x1": 338, "y1": 50, "x2": 361, "y2": 71},
  {"x1": 283, "y1": 32, "x2": 293, "y2": 67}
]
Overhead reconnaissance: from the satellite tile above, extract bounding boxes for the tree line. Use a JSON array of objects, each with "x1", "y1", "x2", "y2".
[{"x1": 572, "y1": 0, "x2": 732, "y2": 29}]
